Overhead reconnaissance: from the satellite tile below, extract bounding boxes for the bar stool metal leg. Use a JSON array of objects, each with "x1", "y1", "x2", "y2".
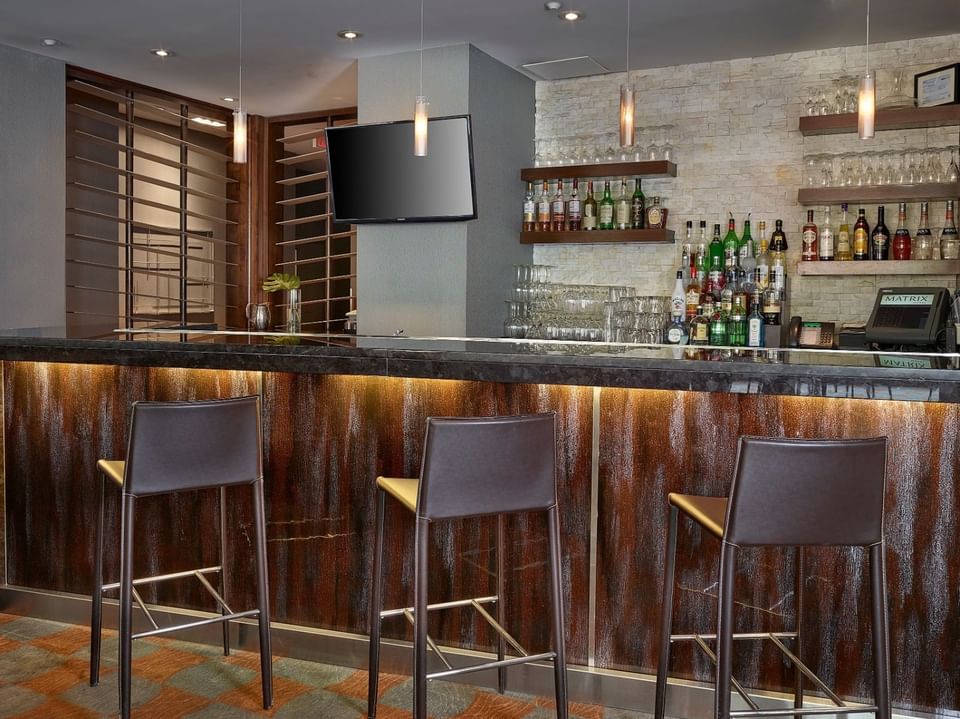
[
  {"x1": 413, "y1": 517, "x2": 430, "y2": 719},
  {"x1": 367, "y1": 489, "x2": 386, "y2": 719},
  {"x1": 715, "y1": 540, "x2": 738, "y2": 719},
  {"x1": 870, "y1": 542, "x2": 891, "y2": 719},
  {"x1": 119, "y1": 494, "x2": 135, "y2": 719},
  {"x1": 654, "y1": 505, "x2": 679, "y2": 719},
  {"x1": 794, "y1": 548, "x2": 804, "y2": 715},
  {"x1": 220, "y1": 486, "x2": 231, "y2": 657},
  {"x1": 252, "y1": 478, "x2": 273, "y2": 710},
  {"x1": 496, "y1": 514, "x2": 507, "y2": 695},
  {"x1": 90, "y1": 475, "x2": 105, "y2": 687},
  {"x1": 547, "y1": 506, "x2": 568, "y2": 719}
]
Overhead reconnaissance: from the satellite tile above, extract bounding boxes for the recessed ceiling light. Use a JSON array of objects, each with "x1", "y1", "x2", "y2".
[
  {"x1": 41, "y1": 38, "x2": 61, "y2": 47},
  {"x1": 336, "y1": 29, "x2": 362, "y2": 40},
  {"x1": 191, "y1": 116, "x2": 227, "y2": 128},
  {"x1": 544, "y1": 1, "x2": 562, "y2": 10},
  {"x1": 560, "y1": 9, "x2": 583, "y2": 21},
  {"x1": 150, "y1": 48, "x2": 174, "y2": 58},
  {"x1": 221, "y1": 96, "x2": 237, "y2": 103}
]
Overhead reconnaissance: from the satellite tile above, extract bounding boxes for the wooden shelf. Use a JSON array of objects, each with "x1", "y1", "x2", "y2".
[
  {"x1": 796, "y1": 260, "x2": 960, "y2": 276},
  {"x1": 798, "y1": 105, "x2": 960, "y2": 135},
  {"x1": 798, "y1": 183, "x2": 960, "y2": 205},
  {"x1": 520, "y1": 160, "x2": 676, "y2": 182},
  {"x1": 520, "y1": 228, "x2": 674, "y2": 244}
]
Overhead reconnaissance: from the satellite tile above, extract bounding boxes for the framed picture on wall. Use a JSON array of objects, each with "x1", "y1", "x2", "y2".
[{"x1": 914, "y1": 63, "x2": 959, "y2": 107}]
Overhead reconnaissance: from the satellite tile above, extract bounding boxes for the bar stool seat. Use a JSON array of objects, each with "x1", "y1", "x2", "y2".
[
  {"x1": 655, "y1": 436, "x2": 892, "y2": 719},
  {"x1": 89, "y1": 396, "x2": 273, "y2": 719},
  {"x1": 367, "y1": 413, "x2": 568, "y2": 719}
]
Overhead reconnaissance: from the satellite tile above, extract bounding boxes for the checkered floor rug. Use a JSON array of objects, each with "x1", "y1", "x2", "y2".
[{"x1": 0, "y1": 613, "x2": 649, "y2": 718}]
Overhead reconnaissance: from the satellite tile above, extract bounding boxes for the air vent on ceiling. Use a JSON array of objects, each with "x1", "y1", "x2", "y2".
[{"x1": 521, "y1": 56, "x2": 608, "y2": 81}]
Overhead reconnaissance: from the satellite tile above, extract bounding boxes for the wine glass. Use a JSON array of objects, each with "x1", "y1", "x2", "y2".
[
  {"x1": 660, "y1": 125, "x2": 675, "y2": 162},
  {"x1": 947, "y1": 147, "x2": 960, "y2": 182}
]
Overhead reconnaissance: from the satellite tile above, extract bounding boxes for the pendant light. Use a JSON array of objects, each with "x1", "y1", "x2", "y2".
[
  {"x1": 413, "y1": 0, "x2": 429, "y2": 156},
  {"x1": 619, "y1": 0, "x2": 634, "y2": 147},
  {"x1": 857, "y1": 0, "x2": 875, "y2": 140},
  {"x1": 233, "y1": 0, "x2": 248, "y2": 163}
]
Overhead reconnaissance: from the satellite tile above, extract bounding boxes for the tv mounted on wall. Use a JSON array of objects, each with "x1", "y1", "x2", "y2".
[{"x1": 326, "y1": 115, "x2": 477, "y2": 224}]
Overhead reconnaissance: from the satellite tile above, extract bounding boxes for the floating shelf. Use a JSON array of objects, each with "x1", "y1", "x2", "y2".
[
  {"x1": 520, "y1": 160, "x2": 676, "y2": 182},
  {"x1": 797, "y1": 182, "x2": 960, "y2": 205},
  {"x1": 798, "y1": 105, "x2": 960, "y2": 135},
  {"x1": 520, "y1": 228, "x2": 674, "y2": 244},
  {"x1": 796, "y1": 259, "x2": 960, "y2": 276}
]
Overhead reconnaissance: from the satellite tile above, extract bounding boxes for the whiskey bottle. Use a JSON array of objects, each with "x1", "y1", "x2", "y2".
[
  {"x1": 551, "y1": 180, "x2": 567, "y2": 231},
  {"x1": 522, "y1": 181, "x2": 535, "y2": 232},
  {"x1": 685, "y1": 264, "x2": 702, "y2": 320},
  {"x1": 892, "y1": 202, "x2": 911, "y2": 260},
  {"x1": 690, "y1": 305, "x2": 710, "y2": 346},
  {"x1": 614, "y1": 180, "x2": 631, "y2": 230},
  {"x1": 870, "y1": 206, "x2": 890, "y2": 260},
  {"x1": 567, "y1": 179, "x2": 582, "y2": 231},
  {"x1": 646, "y1": 197, "x2": 665, "y2": 229},
  {"x1": 762, "y1": 285, "x2": 781, "y2": 325},
  {"x1": 914, "y1": 202, "x2": 933, "y2": 259},
  {"x1": 631, "y1": 178, "x2": 645, "y2": 229},
  {"x1": 853, "y1": 208, "x2": 870, "y2": 260},
  {"x1": 801, "y1": 210, "x2": 818, "y2": 261},
  {"x1": 583, "y1": 181, "x2": 598, "y2": 231},
  {"x1": 818, "y1": 206, "x2": 834, "y2": 261},
  {"x1": 599, "y1": 181, "x2": 614, "y2": 230},
  {"x1": 536, "y1": 181, "x2": 552, "y2": 232},
  {"x1": 941, "y1": 200, "x2": 959, "y2": 260},
  {"x1": 835, "y1": 203, "x2": 852, "y2": 261}
]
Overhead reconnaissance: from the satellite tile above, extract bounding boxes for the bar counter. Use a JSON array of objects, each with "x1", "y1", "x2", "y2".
[{"x1": 1, "y1": 332, "x2": 958, "y2": 715}]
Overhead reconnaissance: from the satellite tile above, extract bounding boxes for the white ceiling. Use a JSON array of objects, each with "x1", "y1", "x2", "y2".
[{"x1": 0, "y1": 0, "x2": 958, "y2": 115}]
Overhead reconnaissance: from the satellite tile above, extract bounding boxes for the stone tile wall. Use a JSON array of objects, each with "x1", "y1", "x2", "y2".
[{"x1": 533, "y1": 34, "x2": 960, "y2": 324}]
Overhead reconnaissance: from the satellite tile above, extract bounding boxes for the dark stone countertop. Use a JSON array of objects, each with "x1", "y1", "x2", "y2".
[{"x1": 1, "y1": 331, "x2": 958, "y2": 403}]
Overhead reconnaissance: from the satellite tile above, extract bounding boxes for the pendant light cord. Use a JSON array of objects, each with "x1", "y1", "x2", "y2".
[
  {"x1": 865, "y1": 0, "x2": 870, "y2": 74},
  {"x1": 625, "y1": 0, "x2": 630, "y2": 78},
  {"x1": 419, "y1": 0, "x2": 424, "y2": 97},
  {"x1": 238, "y1": 0, "x2": 243, "y2": 110}
]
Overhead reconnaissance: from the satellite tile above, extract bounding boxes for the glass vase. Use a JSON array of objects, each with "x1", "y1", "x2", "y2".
[{"x1": 286, "y1": 288, "x2": 302, "y2": 333}]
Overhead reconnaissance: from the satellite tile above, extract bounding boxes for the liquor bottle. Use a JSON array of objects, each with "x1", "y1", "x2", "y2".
[
  {"x1": 631, "y1": 178, "x2": 645, "y2": 229},
  {"x1": 941, "y1": 200, "x2": 959, "y2": 259},
  {"x1": 708, "y1": 306, "x2": 728, "y2": 346},
  {"x1": 723, "y1": 215, "x2": 739, "y2": 269},
  {"x1": 614, "y1": 180, "x2": 631, "y2": 230},
  {"x1": 762, "y1": 285, "x2": 781, "y2": 325},
  {"x1": 706, "y1": 254, "x2": 725, "y2": 299},
  {"x1": 853, "y1": 208, "x2": 870, "y2": 260},
  {"x1": 709, "y1": 223, "x2": 724, "y2": 270},
  {"x1": 567, "y1": 179, "x2": 582, "y2": 231},
  {"x1": 670, "y1": 270, "x2": 686, "y2": 321},
  {"x1": 836, "y1": 203, "x2": 852, "y2": 261},
  {"x1": 892, "y1": 202, "x2": 911, "y2": 260},
  {"x1": 681, "y1": 220, "x2": 693, "y2": 281},
  {"x1": 739, "y1": 217, "x2": 756, "y2": 276},
  {"x1": 689, "y1": 305, "x2": 710, "y2": 346},
  {"x1": 727, "y1": 308, "x2": 747, "y2": 347},
  {"x1": 870, "y1": 205, "x2": 890, "y2": 260},
  {"x1": 696, "y1": 220, "x2": 708, "y2": 283},
  {"x1": 522, "y1": 182, "x2": 535, "y2": 232},
  {"x1": 551, "y1": 179, "x2": 567, "y2": 231},
  {"x1": 646, "y1": 197, "x2": 665, "y2": 229},
  {"x1": 818, "y1": 206, "x2": 835, "y2": 261},
  {"x1": 685, "y1": 263, "x2": 702, "y2": 320},
  {"x1": 754, "y1": 222, "x2": 770, "y2": 290},
  {"x1": 536, "y1": 181, "x2": 552, "y2": 232},
  {"x1": 583, "y1": 181, "x2": 598, "y2": 231},
  {"x1": 769, "y1": 218, "x2": 788, "y2": 253},
  {"x1": 599, "y1": 181, "x2": 614, "y2": 230},
  {"x1": 801, "y1": 210, "x2": 818, "y2": 261},
  {"x1": 666, "y1": 314, "x2": 689, "y2": 345},
  {"x1": 914, "y1": 202, "x2": 933, "y2": 259},
  {"x1": 747, "y1": 296, "x2": 765, "y2": 347}
]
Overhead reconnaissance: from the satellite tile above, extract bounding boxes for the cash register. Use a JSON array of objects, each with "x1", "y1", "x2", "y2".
[{"x1": 862, "y1": 287, "x2": 953, "y2": 352}]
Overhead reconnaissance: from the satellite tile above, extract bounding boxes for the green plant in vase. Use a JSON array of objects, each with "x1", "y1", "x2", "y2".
[{"x1": 262, "y1": 273, "x2": 302, "y2": 333}]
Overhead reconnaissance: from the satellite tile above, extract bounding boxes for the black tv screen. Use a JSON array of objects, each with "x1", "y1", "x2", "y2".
[{"x1": 326, "y1": 115, "x2": 477, "y2": 223}]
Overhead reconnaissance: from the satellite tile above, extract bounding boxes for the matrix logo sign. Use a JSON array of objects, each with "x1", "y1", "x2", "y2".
[
  {"x1": 877, "y1": 355, "x2": 933, "y2": 369},
  {"x1": 880, "y1": 293, "x2": 934, "y2": 306}
]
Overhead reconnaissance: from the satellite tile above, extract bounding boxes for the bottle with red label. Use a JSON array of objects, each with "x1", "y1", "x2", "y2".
[
  {"x1": 801, "y1": 210, "x2": 818, "y2": 261},
  {"x1": 892, "y1": 202, "x2": 912, "y2": 260}
]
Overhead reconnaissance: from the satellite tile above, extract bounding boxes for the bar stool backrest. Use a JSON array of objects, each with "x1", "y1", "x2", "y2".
[
  {"x1": 724, "y1": 436, "x2": 887, "y2": 547},
  {"x1": 417, "y1": 413, "x2": 557, "y2": 520},
  {"x1": 123, "y1": 396, "x2": 262, "y2": 497}
]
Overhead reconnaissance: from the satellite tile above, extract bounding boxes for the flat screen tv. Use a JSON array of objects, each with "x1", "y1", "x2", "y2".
[{"x1": 326, "y1": 115, "x2": 477, "y2": 224}]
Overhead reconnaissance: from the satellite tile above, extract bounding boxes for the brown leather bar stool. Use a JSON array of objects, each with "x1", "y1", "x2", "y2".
[
  {"x1": 654, "y1": 436, "x2": 891, "y2": 719},
  {"x1": 367, "y1": 413, "x2": 568, "y2": 719},
  {"x1": 89, "y1": 396, "x2": 273, "y2": 719}
]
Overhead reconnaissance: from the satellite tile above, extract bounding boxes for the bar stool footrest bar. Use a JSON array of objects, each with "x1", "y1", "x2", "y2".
[
  {"x1": 379, "y1": 595, "x2": 498, "y2": 620},
  {"x1": 670, "y1": 631, "x2": 797, "y2": 642},
  {"x1": 692, "y1": 635, "x2": 760, "y2": 711},
  {"x1": 401, "y1": 609, "x2": 454, "y2": 671},
  {"x1": 102, "y1": 565, "x2": 223, "y2": 592},
  {"x1": 470, "y1": 600, "x2": 528, "y2": 657},
  {"x1": 131, "y1": 608, "x2": 259, "y2": 640},
  {"x1": 730, "y1": 707, "x2": 878, "y2": 717},
  {"x1": 131, "y1": 587, "x2": 159, "y2": 630},
  {"x1": 767, "y1": 634, "x2": 845, "y2": 707},
  {"x1": 426, "y1": 652, "x2": 557, "y2": 681}
]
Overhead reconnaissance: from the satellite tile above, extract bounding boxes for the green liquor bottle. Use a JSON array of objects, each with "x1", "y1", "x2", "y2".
[{"x1": 599, "y1": 181, "x2": 614, "y2": 230}]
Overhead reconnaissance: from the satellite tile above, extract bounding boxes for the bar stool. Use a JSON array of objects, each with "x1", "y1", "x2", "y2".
[
  {"x1": 654, "y1": 436, "x2": 891, "y2": 719},
  {"x1": 367, "y1": 413, "x2": 568, "y2": 719},
  {"x1": 89, "y1": 396, "x2": 273, "y2": 719}
]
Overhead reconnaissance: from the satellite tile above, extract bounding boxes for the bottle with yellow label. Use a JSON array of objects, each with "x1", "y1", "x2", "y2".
[
  {"x1": 835, "y1": 203, "x2": 852, "y2": 260},
  {"x1": 853, "y1": 207, "x2": 870, "y2": 260}
]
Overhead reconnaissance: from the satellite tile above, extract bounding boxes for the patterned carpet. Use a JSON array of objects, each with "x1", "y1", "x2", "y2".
[{"x1": 0, "y1": 613, "x2": 649, "y2": 718}]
